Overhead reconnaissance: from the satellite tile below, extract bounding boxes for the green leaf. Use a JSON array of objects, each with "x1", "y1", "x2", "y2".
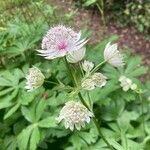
[
  {"x1": 17, "y1": 125, "x2": 34, "y2": 150},
  {"x1": 38, "y1": 117, "x2": 57, "y2": 128},
  {"x1": 4, "y1": 103, "x2": 20, "y2": 119},
  {"x1": 0, "y1": 101, "x2": 13, "y2": 109},
  {"x1": 83, "y1": 0, "x2": 97, "y2": 7},
  {"x1": 108, "y1": 139, "x2": 124, "y2": 150},
  {"x1": 30, "y1": 127, "x2": 40, "y2": 150},
  {"x1": 0, "y1": 87, "x2": 14, "y2": 96},
  {"x1": 35, "y1": 100, "x2": 47, "y2": 121},
  {"x1": 117, "y1": 110, "x2": 139, "y2": 132},
  {"x1": 21, "y1": 106, "x2": 34, "y2": 123}
]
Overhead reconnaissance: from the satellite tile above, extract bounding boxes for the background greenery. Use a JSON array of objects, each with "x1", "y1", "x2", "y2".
[
  {"x1": 75, "y1": 0, "x2": 150, "y2": 37},
  {"x1": 0, "y1": 0, "x2": 150, "y2": 150}
]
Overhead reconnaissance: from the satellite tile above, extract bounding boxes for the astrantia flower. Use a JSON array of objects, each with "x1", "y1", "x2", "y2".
[
  {"x1": 66, "y1": 47, "x2": 86, "y2": 63},
  {"x1": 25, "y1": 67, "x2": 45, "y2": 92},
  {"x1": 119, "y1": 76, "x2": 137, "y2": 91},
  {"x1": 104, "y1": 42, "x2": 124, "y2": 67},
  {"x1": 81, "y1": 78, "x2": 95, "y2": 90},
  {"x1": 56, "y1": 101, "x2": 93, "y2": 131},
  {"x1": 37, "y1": 25, "x2": 87, "y2": 59},
  {"x1": 81, "y1": 73, "x2": 107, "y2": 90},
  {"x1": 82, "y1": 60, "x2": 94, "y2": 73},
  {"x1": 92, "y1": 73, "x2": 107, "y2": 87}
]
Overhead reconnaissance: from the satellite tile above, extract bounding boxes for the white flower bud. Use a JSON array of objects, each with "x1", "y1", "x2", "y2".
[
  {"x1": 25, "y1": 66, "x2": 45, "y2": 92},
  {"x1": 104, "y1": 42, "x2": 124, "y2": 67},
  {"x1": 56, "y1": 101, "x2": 93, "y2": 131},
  {"x1": 66, "y1": 47, "x2": 86, "y2": 63},
  {"x1": 82, "y1": 60, "x2": 94, "y2": 73}
]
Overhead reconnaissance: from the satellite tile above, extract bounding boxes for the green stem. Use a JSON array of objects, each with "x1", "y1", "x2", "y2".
[
  {"x1": 44, "y1": 80, "x2": 59, "y2": 85},
  {"x1": 63, "y1": 58, "x2": 76, "y2": 86},
  {"x1": 91, "y1": 60, "x2": 106, "y2": 73},
  {"x1": 79, "y1": 62, "x2": 84, "y2": 77},
  {"x1": 64, "y1": 59, "x2": 114, "y2": 150},
  {"x1": 93, "y1": 118, "x2": 114, "y2": 150}
]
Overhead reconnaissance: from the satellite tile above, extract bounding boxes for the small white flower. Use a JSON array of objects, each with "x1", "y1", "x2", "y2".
[
  {"x1": 130, "y1": 83, "x2": 137, "y2": 90},
  {"x1": 82, "y1": 60, "x2": 94, "y2": 73},
  {"x1": 81, "y1": 73, "x2": 107, "y2": 90},
  {"x1": 92, "y1": 73, "x2": 107, "y2": 87},
  {"x1": 104, "y1": 42, "x2": 124, "y2": 67},
  {"x1": 25, "y1": 66, "x2": 45, "y2": 92},
  {"x1": 66, "y1": 47, "x2": 86, "y2": 63},
  {"x1": 81, "y1": 78, "x2": 95, "y2": 90},
  {"x1": 37, "y1": 25, "x2": 87, "y2": 60},
  {"x1": 119, "y1": 76, "x2": 137, "y2": 92},
  {"x1": 56, "y1": 101, "x2": 93, "y2": 131}
]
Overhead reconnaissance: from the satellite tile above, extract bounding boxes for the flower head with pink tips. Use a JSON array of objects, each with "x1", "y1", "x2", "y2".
[{"x1": 37, "y1": 25, "x2": 88, "y2": 60}]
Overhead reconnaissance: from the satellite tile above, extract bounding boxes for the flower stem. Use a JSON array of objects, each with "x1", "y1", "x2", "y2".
[
  {"x1": 91, "y1": 60, "x2": 106, "y2": 73},
  {"x1": 44, "y1": 80, "x2": 59, "y2": 85},
  {"x1": 93, "y1": 118, "x2": 114, "y2": 150},
  {"x1": 63, "y1": 57, "x2": 76, "y2": 86},
  {"x1": 64, "y1": 59, "x2": 114, "y2": 150},
  {"x1": 79, "y1": 62, "x2": 84, "y2": 77}
]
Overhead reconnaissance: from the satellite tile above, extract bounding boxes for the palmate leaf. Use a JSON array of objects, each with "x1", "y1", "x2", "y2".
[
  {"x1": 68, "y1": 126, "x2": 99, "y2": 150},
  {"x1": 30, "y1": 127, "x2": 40, "y2": 150},
  {"x1": 38, "y1": 117, "x2": 57, "y2": 128},
  {"x1": 0, "y1": 66, "x2": 40, "y2": 119},
  {"x1": 4, "y1": 136, "x2": 17, "y2": 150},
  {"x1": 4, "y1": 103, "x2": 20, "y2": 119},
  {"x1": 18, "y1": 99, "x2": 57, "y2": 150},
  {"x1": 17, "y1": 125, "x2": 34, "y2": 150},
  {"x1": 125, "y1": 55, "x2": 148, "y2": 77}
]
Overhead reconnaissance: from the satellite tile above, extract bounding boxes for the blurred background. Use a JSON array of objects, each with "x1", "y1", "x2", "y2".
[{"x1": 0, "y1": 0, "x2": 149, "y2": 73}]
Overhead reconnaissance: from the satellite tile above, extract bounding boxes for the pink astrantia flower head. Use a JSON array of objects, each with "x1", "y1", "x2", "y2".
[{"x1": 37, "y1": 25, "x2": 88, "y2": 59}]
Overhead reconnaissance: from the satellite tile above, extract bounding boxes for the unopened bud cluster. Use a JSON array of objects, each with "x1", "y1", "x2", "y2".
[{"x1": 119, "y1": 76, "x2": 137, "y2": 92}]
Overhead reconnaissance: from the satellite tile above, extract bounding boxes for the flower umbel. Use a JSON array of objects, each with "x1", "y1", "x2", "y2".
[
  {"x1": 25, "y1": 66, "x2": 45, "y2": 92},
  {"x1": 56, "y1": 101, "x2": 93, "y2": 131},
  {"x1": 66, "y1": 47, "x2": 86, "y2": 63},
  {"x1": 38, "y1": 25, "x2": 87, "y2": 59},
  {"x1": 104, "y1": 42, "x2": 124, "y2": 67}
]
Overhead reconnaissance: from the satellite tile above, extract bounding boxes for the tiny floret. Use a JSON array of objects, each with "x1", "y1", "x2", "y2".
[
  {"x1": 25, "y1": 66, "x2": 45, "y2": 92},
  {"x1": 82, "y1": 60, "x2": 94, "y2": 73},
  {"x1": 66, "y1": 47, "x2": 86, "y2": 63},
  {"x1": 56, "y1": 101, "x2": 93, "y2": 131},
  {"x1": 104, "y1": 42, "x2": 124, "y2": 67},
  {"x1": 119, "y1": 76, "x2": 137, "y2": 91},
  {"x1": 38, "y1": 25, "x2": 87, "y2": 60}
]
